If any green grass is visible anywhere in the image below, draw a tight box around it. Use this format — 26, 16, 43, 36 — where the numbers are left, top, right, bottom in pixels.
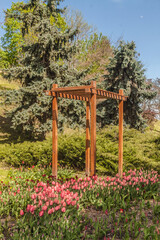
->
0, 163, 10, 182
0, 76, 20, 91
0, 75, 20, 143
0, 169, 8, 181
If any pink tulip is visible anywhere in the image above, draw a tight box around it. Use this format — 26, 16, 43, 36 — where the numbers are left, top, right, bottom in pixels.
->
48, 209, 53, 214
42, 205, 47, 211
55, 205, 60, 211
31, 194, 36, 200
46, 201, 49, 206
20, 210, 24, 216
71, 201, 76, 206
38, 200, 42, 206
61, 207, 66, 213
39, 211, 44, 217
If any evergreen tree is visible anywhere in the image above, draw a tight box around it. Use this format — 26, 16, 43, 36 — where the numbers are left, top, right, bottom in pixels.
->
2, 0, 88, 140
1, 1, 67, 68
97, 41, 156, 130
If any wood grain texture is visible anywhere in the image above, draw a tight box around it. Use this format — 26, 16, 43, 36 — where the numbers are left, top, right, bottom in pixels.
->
52, 84, 58, 178
86, 101, 90, 176
90, 81, 96, 176
118, 89, 123, 178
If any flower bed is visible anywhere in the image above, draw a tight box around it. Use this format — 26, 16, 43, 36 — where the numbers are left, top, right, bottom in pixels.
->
0, 167, 159, 239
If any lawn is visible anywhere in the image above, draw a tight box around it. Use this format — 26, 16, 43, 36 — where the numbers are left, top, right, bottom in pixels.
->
0, 163, 10, 182
0, 165, 159, 240
0, 76, 20, 144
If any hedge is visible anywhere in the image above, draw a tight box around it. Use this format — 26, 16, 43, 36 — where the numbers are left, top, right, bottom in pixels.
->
0, 126, 160, 174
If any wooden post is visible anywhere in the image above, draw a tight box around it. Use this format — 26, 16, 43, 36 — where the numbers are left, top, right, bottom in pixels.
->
52, 84, 58, 178
86, 101, 90, 176
118, 89, 123, 178
90, 81, 96, 176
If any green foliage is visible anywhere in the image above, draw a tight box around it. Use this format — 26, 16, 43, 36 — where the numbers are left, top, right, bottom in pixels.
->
97, 41, 156, 130
0, 76, 19, 91
1, 2, 25, 67
1, 1, 68, 68
0, 140, 52, 167
58, 133, 85, 169
0, 48, 10, 69
2, 0, 89, 140
142, 78, 160, 122
0, 168, 9, 182
0, 125, 159, 173
74, 33, 113, 81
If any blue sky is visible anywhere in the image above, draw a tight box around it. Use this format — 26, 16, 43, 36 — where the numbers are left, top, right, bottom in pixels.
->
0, 0, 160, 79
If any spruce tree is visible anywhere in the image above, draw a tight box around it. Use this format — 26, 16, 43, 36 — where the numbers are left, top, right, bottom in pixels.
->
97, 41, 156, 129
2, 0, 87, 140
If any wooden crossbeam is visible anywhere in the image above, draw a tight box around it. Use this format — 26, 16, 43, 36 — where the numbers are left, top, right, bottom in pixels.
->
52, 85, 93, 92
96, 89, 127, 101
44, 89, 127, 101
57, 93, 89, 102
45, 91, 89, 101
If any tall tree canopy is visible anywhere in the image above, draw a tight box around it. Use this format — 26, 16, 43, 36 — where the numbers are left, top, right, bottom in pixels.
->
0, 48, 9, 69
0, 1, 67, 68
74, 33, 113, 81
2, 0, 88, 140
97, 41, 156, 130
142, 78, 160, 122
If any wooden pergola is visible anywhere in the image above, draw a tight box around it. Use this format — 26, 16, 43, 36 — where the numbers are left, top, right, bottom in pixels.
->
45, 81, 128, 178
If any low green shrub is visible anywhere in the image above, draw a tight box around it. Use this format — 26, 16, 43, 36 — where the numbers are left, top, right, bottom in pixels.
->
0, 140, 52, 167
0, 125, 160, 173
58, 133, 85, 170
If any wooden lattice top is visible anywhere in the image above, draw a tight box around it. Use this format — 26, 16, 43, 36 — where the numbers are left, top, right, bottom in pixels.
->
45, 82, 128, 101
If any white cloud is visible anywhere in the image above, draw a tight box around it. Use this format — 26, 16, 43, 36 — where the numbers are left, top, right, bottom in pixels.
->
140, 16, 144, 19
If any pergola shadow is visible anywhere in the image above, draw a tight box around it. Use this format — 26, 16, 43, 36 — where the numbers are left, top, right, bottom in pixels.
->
45, 81, 128, 178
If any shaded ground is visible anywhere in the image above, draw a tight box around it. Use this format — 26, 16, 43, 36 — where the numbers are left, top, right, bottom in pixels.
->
82, 199, 160, 239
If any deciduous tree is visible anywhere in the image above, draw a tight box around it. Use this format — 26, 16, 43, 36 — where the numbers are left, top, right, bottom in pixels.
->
142, 78, 160, 122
